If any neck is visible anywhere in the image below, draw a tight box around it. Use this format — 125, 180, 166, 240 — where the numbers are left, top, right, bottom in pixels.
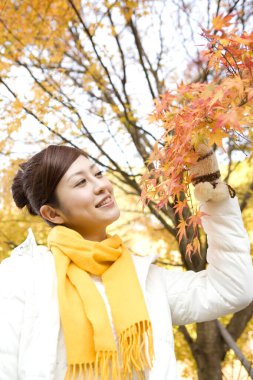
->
77, 229, 107, 242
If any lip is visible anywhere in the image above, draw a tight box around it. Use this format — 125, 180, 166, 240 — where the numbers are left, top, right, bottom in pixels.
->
97, 198, 114, 209
95, 195, 114, 208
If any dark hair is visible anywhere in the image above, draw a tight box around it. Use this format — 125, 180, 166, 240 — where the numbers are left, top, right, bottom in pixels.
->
11, 145, 88, 226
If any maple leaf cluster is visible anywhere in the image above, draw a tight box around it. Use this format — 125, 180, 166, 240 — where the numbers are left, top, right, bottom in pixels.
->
141, 14, 253, 255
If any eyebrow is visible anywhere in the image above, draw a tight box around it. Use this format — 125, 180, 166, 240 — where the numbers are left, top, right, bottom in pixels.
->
67, 163, 97, 182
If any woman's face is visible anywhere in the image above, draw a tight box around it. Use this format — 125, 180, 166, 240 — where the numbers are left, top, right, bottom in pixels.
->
54, 155, 120, 241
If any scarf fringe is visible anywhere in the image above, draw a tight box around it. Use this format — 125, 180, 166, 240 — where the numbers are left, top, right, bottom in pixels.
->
65, 321, 154, 380
119, 320, 154, 380
65, 351, 121, 380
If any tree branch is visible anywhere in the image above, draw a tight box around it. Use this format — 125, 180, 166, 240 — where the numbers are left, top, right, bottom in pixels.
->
0, 77, 78, 148
126, 16, 157, 99
240, 181, 253, 212
225, 302, 253, 348
178, 325, 197, 353
217, 319, 253, 378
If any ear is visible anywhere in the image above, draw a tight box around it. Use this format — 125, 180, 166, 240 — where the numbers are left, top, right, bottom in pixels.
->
40, 204, 64, 225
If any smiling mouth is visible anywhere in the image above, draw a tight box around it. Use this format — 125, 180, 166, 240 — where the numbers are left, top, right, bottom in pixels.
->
95, 196, 114, 208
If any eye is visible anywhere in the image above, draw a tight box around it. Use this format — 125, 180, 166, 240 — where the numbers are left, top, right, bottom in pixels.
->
95, 170, 104, 177
76, 179, 86, 186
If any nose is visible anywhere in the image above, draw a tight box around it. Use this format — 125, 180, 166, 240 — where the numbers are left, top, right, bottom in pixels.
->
93, 177, 107, 194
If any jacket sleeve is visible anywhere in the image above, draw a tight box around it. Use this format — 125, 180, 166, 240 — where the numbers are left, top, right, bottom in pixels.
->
0, 255, 27, 379
160, 196, 253, 325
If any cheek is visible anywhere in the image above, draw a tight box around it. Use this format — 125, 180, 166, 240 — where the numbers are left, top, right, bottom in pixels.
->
72, 194, 93, 209
106, 179, 114, 192
62, 199, 93, 220
57, 190, 91, 215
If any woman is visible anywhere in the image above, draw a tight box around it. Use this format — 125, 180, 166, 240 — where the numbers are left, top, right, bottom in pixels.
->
0, 144, 252, 380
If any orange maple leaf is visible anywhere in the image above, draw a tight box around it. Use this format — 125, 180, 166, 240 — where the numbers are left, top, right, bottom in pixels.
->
186, 243, 193, 258
187, 210, 206, 231
212, 14, 233, 31
216, 109, 242, 132
193, 237, 201, 255
173, 199, 188, 219
177, 219, 188, 243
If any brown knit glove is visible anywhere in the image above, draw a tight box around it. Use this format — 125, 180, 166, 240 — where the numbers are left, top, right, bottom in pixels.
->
189, 144, 236, 202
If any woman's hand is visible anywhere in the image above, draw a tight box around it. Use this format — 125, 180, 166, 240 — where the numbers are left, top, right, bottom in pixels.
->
189, 144, 235, 202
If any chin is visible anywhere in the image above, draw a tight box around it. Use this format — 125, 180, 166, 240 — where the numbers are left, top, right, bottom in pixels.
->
107, 208, 120, 225
113, 207, 121, 220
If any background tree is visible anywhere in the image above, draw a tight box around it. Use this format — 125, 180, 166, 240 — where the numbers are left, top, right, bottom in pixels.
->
0, 1, 252, 378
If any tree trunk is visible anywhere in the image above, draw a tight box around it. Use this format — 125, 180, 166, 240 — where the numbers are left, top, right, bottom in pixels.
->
193, 321, 224, 380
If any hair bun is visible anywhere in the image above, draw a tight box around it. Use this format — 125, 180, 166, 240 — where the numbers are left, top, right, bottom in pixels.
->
11, 164, 36, 215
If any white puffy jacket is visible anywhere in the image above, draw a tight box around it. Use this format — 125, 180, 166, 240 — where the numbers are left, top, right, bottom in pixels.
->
0, 196, 253, 380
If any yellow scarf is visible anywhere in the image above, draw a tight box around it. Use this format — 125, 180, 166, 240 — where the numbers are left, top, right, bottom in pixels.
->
47, 225, 154, 380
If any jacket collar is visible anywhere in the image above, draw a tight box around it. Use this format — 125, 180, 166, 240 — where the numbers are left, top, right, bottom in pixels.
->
12, 228, 38, 257
13, 229, 157, 285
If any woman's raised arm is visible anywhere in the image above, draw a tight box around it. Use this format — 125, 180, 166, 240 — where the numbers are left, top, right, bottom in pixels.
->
156, 196, 253, 325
